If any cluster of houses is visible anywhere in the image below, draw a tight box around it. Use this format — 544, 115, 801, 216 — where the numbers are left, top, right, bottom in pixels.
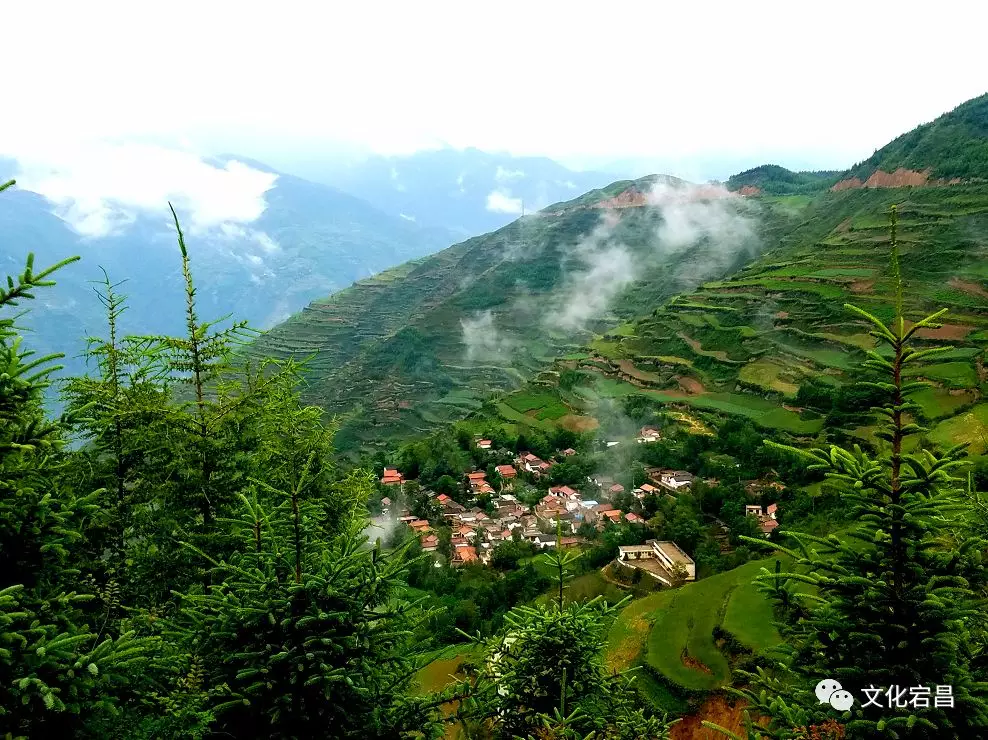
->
377, 457, 660, 566
745, 502, 780, 535
376, 439, 783, 573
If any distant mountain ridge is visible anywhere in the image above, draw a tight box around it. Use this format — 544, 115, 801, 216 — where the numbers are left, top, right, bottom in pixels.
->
1, 156, 452, 379
725, 165, 840, 196
311, 147, 623, 237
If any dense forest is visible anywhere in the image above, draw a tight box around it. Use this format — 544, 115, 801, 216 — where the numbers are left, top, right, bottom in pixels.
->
4, 171, 988, 740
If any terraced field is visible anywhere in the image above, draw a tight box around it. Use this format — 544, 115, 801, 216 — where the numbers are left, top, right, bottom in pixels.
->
250, 175, 988, 457
604, 558, 784, 697
561, 186, 988, 447
247, 179, 804, 453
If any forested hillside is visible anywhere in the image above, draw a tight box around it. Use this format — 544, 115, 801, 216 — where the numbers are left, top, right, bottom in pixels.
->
846, 93, 988, 181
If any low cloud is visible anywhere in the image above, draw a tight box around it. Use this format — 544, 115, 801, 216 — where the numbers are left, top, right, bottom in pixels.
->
495, 165, 525, 183
544, 213, 636, 331
7, 141, 278, 238
460, 309, 515, 362
486, 189, 523, 214
648, 180, 757, 251
543, 180, 758, 332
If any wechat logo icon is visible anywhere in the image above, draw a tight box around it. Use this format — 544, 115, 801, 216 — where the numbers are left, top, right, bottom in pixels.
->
816, 679, 854, 711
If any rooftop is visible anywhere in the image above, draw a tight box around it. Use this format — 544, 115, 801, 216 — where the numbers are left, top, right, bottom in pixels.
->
650, 539, 693, 565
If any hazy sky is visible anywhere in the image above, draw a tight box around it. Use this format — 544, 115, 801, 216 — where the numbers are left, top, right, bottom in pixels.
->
4, 0, 987, 183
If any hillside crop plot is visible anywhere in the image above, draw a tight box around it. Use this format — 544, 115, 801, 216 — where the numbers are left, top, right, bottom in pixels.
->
603, 558, 784, 694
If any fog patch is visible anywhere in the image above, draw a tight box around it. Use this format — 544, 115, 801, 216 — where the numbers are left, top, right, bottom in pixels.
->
486, 189, 524, 214
461, 309, 515, 362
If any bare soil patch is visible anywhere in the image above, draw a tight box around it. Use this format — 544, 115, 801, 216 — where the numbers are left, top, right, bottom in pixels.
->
849, 280, 874, 293
671, 696, 761, 740
950, 277, 988, 300
558, 414, 599, 433
676, 376, 706, 395
903, 320, 975, 340
681, 650, 712, 675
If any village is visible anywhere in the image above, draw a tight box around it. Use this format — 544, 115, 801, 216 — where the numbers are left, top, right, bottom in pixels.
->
373, 426, 782, 588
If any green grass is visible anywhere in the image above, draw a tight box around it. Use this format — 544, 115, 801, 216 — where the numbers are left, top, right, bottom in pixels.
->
738, 358, 802, 397
911, 386, 977, 420
930, 403, 988, 455
586, 373, 824, 434
643, 558, 780, 691
412, 643, 480, 694
706, 278, 848, 300
495, 402, 555, 431
905, 362, 979, 389
605, 591, 674, 673
721, 576, 783, 652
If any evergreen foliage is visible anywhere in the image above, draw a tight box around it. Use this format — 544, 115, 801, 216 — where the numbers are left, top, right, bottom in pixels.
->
0, 196, 157, 737
708, 207, 988, 739
0, 182, 450, 738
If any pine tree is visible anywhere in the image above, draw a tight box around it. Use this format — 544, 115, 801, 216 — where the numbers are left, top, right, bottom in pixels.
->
1, 180, 156, 737
113, 204, 287, 601
709, 206, 988, 739
172, 453, 444, 738
461, 522, 678, 739
61, 271, 170, 580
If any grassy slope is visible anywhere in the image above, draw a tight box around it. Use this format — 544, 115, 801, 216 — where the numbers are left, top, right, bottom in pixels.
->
846, 93, 988, 181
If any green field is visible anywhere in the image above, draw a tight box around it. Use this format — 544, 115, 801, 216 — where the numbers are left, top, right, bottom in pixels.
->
603, 558, 784, 695
930, 403, 988, 454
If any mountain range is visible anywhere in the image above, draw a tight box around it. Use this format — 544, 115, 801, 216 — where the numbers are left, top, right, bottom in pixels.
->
1, 158, 452, 379
1, 148, 633, 383
248, 93, 988, 456
307, 147, 622, 237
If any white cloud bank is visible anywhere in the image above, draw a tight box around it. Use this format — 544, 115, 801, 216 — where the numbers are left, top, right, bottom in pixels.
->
7, 141, 278, 238
495, 166, 525, 183
485, 189, 523, 214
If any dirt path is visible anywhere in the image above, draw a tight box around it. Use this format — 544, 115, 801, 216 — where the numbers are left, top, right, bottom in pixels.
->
678, 332, 731, 361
